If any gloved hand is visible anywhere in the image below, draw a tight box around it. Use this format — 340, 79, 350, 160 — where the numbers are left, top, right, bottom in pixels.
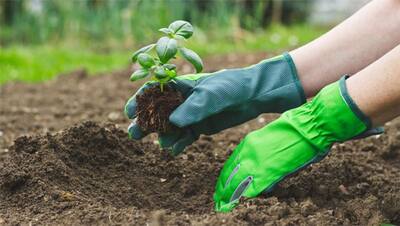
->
214, 76, 374, 212
125, 53, 306, 155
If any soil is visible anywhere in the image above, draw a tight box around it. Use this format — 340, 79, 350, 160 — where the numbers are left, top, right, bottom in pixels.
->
136, 85, 184, 133
0, 52, 399, 225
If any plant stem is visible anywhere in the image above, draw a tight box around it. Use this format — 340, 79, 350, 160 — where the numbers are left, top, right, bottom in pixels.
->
160, 83, 164, 92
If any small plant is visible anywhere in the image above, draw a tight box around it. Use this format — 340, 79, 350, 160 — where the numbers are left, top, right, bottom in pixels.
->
129, 20, 204, 133
130, 20, 203, 91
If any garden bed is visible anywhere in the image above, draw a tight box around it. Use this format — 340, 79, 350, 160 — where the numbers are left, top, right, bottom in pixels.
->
0, 53, 399, 225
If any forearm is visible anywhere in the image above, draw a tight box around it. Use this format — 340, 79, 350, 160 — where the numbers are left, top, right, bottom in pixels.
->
347, 44, 400, 128
290, 0, 400, 97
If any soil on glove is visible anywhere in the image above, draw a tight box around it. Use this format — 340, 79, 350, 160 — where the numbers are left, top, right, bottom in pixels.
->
136, 85, 184, 133
0, 53, 399, 225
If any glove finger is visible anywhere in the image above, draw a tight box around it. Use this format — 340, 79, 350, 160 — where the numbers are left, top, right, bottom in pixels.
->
170, 129, 197, 156
158, 131, 183, 149
190, 105, 259, 136
213, 142, 245, 206
214, 162, 253, 212
215, 141, 244, 187
128, 119, 148, 140
169, 77, 198, 97
124, 82, 154, 119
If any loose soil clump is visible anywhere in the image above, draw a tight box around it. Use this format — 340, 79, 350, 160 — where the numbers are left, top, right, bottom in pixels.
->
136, 85, 184, 133
0, 121, 219, 225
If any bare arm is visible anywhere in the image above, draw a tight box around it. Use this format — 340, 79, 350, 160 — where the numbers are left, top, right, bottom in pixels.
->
347, 44, 400, 127
291, 0, 400, 97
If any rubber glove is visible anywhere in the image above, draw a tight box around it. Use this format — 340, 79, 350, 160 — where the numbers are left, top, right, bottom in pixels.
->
214, 76, 374, 212
125, 53, 306, 155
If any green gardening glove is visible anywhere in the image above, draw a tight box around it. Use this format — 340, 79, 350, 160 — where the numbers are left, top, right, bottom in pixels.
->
125, 53, 306, 155
214, 76, 373, 212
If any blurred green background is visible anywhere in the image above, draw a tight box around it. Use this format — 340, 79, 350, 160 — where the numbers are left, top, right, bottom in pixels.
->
1, 0, 358, 84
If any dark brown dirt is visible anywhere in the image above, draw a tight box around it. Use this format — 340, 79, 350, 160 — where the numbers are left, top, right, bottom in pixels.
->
0, 121, 219, 225
136, 85, 184, 133
0, 52, 399, 225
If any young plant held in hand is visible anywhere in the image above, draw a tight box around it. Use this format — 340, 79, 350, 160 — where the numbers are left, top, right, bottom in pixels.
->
128, 20, 204, 133
130, 20, 203, 92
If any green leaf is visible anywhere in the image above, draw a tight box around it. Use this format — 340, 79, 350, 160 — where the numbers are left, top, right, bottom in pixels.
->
159, 28, 173, 35
173, 34, 186, 41
168, 20, 193, 39
154, 66, 169, 80
156, 37, 178, 63
130, 69, 150, 81
137, 53, 155, 69
163, 63, 176, 70
179, 47, 203, 73
131, 44, 156, 62
165, 69, 177, 78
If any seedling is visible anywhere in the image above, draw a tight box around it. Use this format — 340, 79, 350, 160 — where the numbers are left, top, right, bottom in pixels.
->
129, 21, 204, 133
130, 20, 203, 91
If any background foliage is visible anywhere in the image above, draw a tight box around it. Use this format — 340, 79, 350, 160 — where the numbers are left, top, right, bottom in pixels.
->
0, 0, 327, 84
0, 0, 313, 46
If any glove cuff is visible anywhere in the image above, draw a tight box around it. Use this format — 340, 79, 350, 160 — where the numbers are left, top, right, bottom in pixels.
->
338, 75, 372, 129
284, 77, 370, 152
283, 52, 307, 105
250, 53, 307, 113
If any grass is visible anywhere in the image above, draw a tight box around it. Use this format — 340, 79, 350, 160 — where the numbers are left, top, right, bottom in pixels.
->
0, 24, 327, 85
0, 46, 129, 84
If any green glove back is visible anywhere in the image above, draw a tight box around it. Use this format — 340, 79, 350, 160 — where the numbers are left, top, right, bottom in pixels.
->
125, 53, 306, 155
214, 76, 371, 212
